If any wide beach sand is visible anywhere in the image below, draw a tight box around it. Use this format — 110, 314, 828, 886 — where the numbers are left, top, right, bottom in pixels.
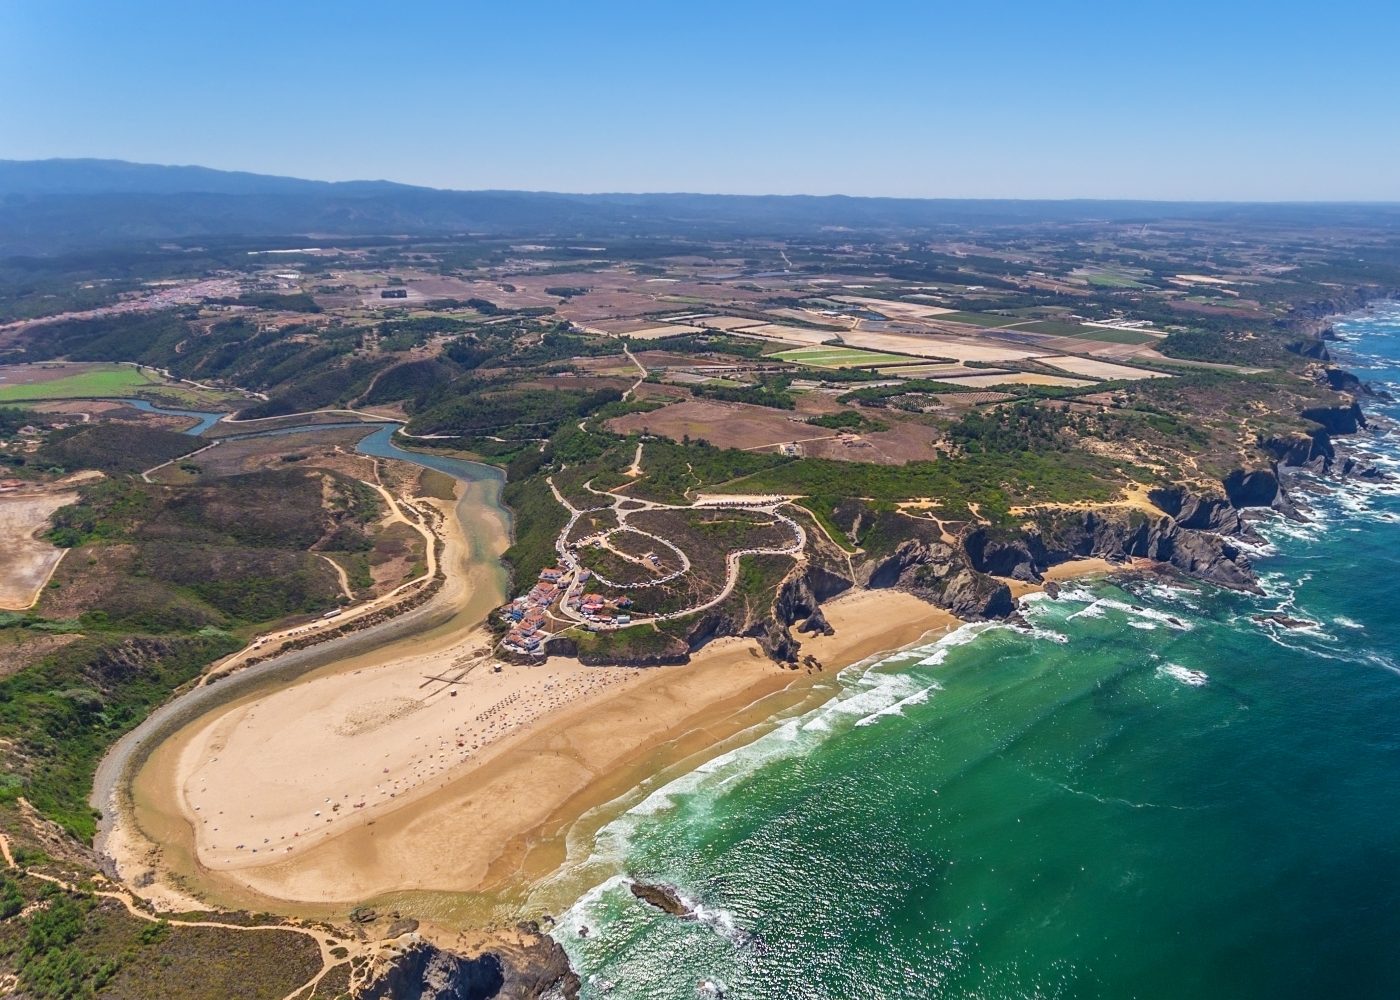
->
125, 587, 960, 922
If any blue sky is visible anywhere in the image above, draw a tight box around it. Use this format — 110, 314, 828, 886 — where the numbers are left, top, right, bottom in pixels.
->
2, 0, 1397, 199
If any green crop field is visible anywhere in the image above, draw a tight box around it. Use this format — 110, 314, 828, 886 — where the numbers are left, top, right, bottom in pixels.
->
937, 311, 1022, 328
1082, 270, 1149, 288
1066, 327, 1159, 345
0, 364, 159, 401
1023, 321, 1157, 345
771, 347, 917, 368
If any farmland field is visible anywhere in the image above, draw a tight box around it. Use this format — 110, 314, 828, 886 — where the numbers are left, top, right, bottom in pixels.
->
1043, 356, 1170, 380
936, 372, 1094, 388
771, 346, 917, 368
731, 323, 834, 346
697, 316, 766, 331
1021, 320, 1101, 337
1059, 326, 1160, 345
1078, 269, 1150, 288
0, 490, 77, 609
831, 295, 956, 320
1022, 320, 1157, 345
935, 311, 1022, 328
876, 363, 997, 380
841, 329, 1039, 363
0, 362, 159, 401
606, 397, 819, 451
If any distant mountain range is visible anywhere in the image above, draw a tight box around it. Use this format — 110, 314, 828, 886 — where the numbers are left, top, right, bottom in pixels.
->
2, 158, 1399, 256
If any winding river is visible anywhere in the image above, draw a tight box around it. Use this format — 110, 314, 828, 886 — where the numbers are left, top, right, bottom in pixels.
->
90, 405, 514, 915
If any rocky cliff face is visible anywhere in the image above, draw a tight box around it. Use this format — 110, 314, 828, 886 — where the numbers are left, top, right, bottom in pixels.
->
853, 537, 1014, 618
549, 388, 1376, 669
1257, 388, 1377, 482
963, 507, 1259, 593
1147, 485, 1244, 534
1284, 287, 1398, 337
1324, 368, 1372, 395
1220, 469, 1299, 518
688, 531, 1017, 666
357, 946, 505, 1000
1260, 432, 1333, 471
1287, 338, 1331, 361
356, 933, 579, 1000
1302, 401, 1367, 435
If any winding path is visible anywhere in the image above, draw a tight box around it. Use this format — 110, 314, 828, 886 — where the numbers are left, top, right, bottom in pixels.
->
621, 342, 648, 401
0, 825, 356, 1000
543, 473, 806, 630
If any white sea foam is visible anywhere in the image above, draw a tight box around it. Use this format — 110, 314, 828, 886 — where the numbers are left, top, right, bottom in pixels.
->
1021, 625, 1071, 643
1256, 516, 1329, 546
1156, 663, 1209, 687
915, 622, 992, 665
1335, 616, 1366, 630
562, 620, 1024, 882
854, 682, 940, 727
1231, 534, 1278, 559
1050, 586, 1101, 605
1104, 598, 1194, 630
627, 791, 677, 817
555, 873, 631, 939
1257, 570, 1307, 605
1135, 581, 1202, 607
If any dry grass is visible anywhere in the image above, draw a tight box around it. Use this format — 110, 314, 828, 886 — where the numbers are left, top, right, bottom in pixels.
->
833, 295, 957, 319
936, 372, 1095, 388
841, 328, 1042, 363
0, 491, 77, 609
698, 316, 767, 331
1041, 356, 1170, 380
607, 398, 821, 451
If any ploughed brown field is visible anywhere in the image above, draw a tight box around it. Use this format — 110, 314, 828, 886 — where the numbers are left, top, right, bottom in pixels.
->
606, 397, 943, 463
607, 398, 818, 451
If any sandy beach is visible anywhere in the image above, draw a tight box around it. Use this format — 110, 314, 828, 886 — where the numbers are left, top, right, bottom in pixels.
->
999, 555, 1132, 599
122, 586, 960, 922
110, 446, 1122, 928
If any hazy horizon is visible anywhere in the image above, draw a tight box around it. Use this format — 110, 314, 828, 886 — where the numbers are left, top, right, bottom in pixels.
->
13, 156, 1400, 206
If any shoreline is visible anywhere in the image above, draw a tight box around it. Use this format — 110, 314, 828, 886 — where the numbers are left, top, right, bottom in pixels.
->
117, 587, 966, 927
108, 556, 1126, 932
94, 468, 512, 901
96, 401, 1138, 936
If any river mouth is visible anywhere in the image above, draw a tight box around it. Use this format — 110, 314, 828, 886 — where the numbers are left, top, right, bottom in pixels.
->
109, 422, 515, 919
105, 416, 959, 936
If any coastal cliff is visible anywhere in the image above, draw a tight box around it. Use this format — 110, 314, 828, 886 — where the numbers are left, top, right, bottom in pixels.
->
963, 510, 1257, 592
759, 384, 1384, 659
1285, 287, 1399, 338
545, 374, 1382, 672
356, 930, 579, 1000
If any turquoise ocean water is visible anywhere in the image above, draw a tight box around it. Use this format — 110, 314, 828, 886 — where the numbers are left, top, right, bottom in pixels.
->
540, 306, 1400, 999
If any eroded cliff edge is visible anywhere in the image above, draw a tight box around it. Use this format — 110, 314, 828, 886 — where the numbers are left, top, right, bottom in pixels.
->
356, 927, 579, 1000
659, 377, 1383, 669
